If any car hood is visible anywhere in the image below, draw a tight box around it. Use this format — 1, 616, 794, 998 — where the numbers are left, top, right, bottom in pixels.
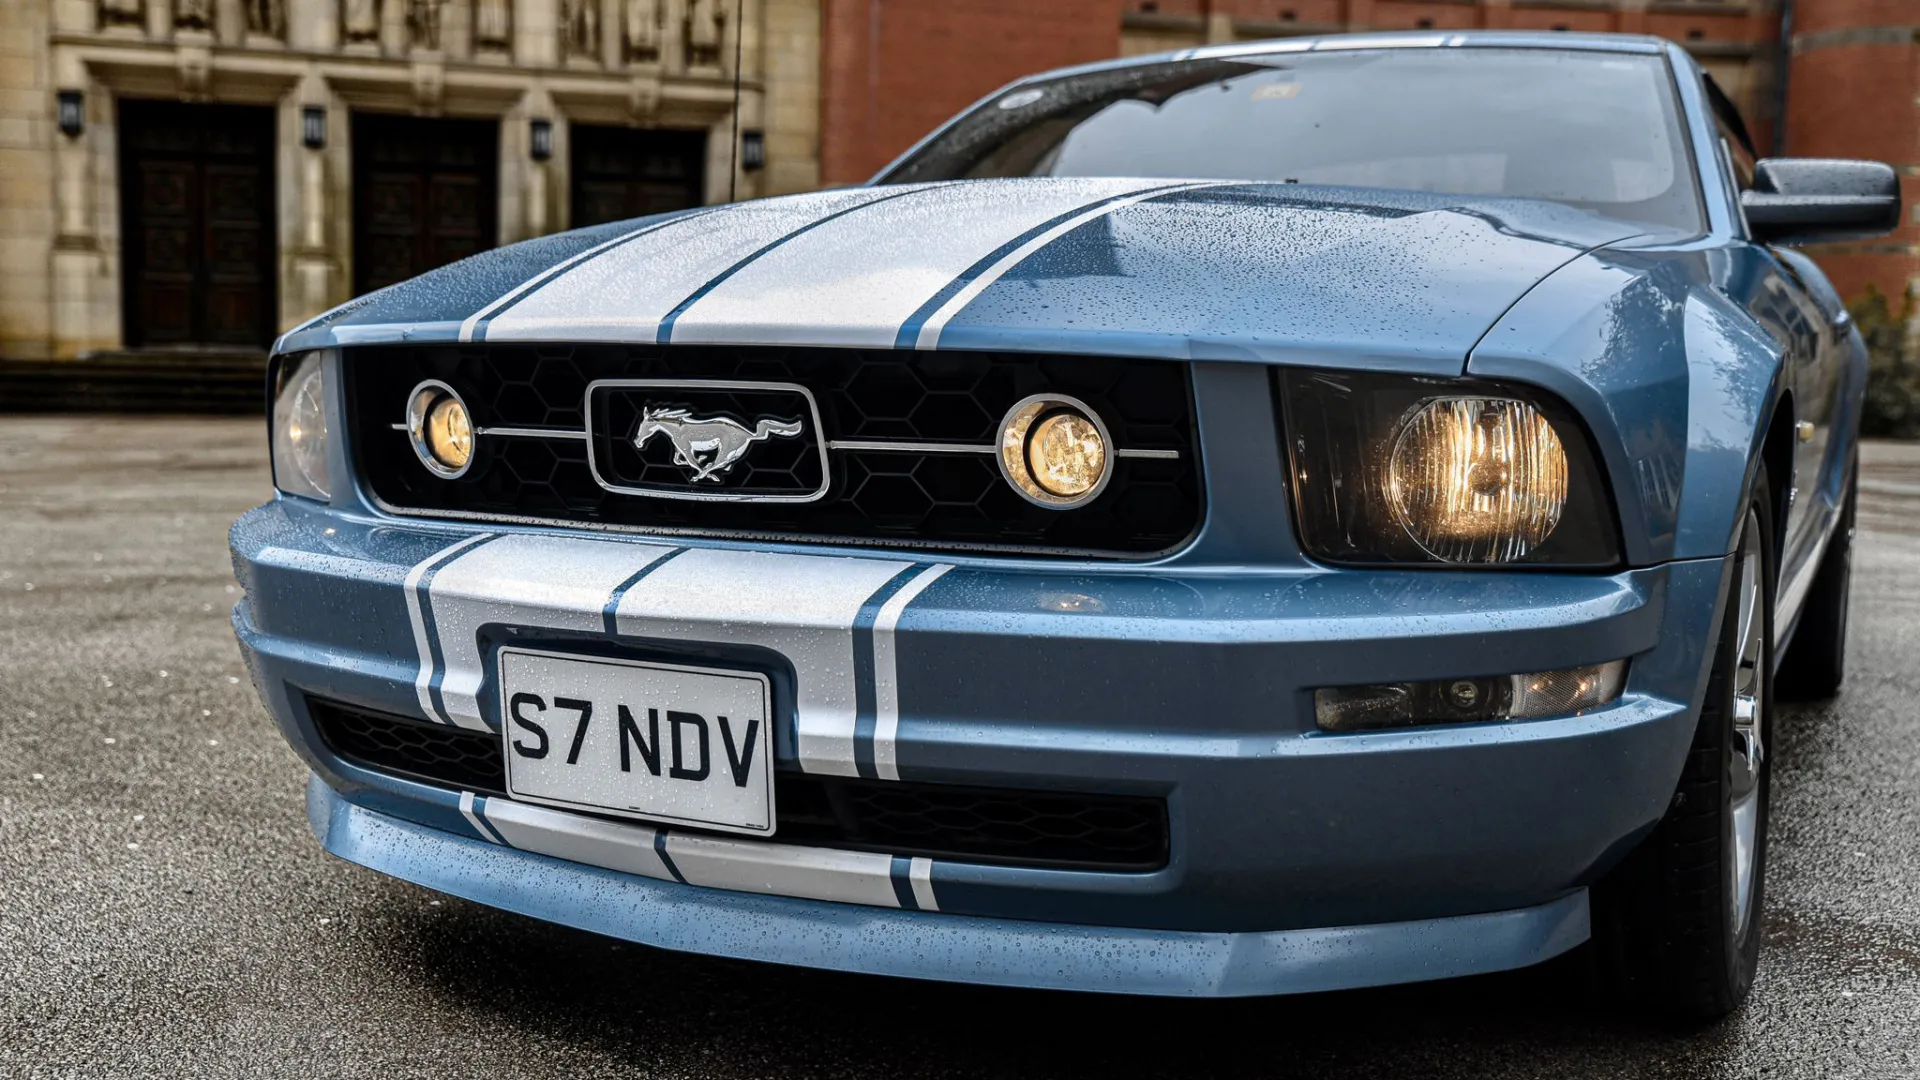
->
283, 177, 1643, 373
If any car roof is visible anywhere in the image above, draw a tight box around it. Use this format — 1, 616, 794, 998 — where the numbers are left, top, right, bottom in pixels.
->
1020, 30, 1673, 86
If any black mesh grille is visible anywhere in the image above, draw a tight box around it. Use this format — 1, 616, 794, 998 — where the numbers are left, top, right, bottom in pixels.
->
346, 343, 1202, 557
773, 775, 1167, 871
309, 698, 1168, 871
311, 698, 505, 793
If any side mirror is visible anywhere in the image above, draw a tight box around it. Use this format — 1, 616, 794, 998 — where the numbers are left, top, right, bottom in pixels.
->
1741, 158, 1901, 246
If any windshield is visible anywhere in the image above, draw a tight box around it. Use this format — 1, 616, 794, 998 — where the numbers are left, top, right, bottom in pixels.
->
879, 48, 1705, 232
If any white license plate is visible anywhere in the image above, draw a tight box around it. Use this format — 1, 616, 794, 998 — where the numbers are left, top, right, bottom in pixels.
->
498, 647, 774, 836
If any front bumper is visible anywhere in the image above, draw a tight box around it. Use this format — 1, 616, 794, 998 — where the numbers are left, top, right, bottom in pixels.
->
234, 495, 1729, 992
309, 776, 1590, 996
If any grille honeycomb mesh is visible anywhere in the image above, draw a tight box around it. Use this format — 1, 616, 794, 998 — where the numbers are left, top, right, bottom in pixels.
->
348, 343, 1201, 556
776, 776, 1168, 871
311, 698, 505, 793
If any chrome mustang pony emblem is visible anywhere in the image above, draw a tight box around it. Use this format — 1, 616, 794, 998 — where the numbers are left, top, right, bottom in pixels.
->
633, 405, 804, 483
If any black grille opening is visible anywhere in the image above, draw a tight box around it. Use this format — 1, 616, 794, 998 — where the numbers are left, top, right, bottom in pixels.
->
311, 698, 505, 793
774, 774, 1168, 872
347, 343, 1202, 557
309, 698, 1168, 871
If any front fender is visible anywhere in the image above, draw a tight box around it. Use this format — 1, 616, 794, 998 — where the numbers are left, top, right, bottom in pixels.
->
1468, 244, 1788, 565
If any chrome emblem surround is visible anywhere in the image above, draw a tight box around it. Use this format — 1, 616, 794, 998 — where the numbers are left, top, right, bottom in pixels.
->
583, 379, 832, 503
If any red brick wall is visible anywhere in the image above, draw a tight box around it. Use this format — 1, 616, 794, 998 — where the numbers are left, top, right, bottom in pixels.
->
1503, 8, 1614, 33
819, 0, 1128, 184
1787, 2, 1920, 304
1254, 0, 1346, 24
1787, 47, 1920, 164
1794, 0, 1920, 35
1368, 2, 1479, 31
1641, 11, 1757, 45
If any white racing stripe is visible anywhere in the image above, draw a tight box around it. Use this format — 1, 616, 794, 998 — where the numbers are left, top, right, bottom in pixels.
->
609, 546, 916, 776
403, 534, 955, 913
665, 177, 1172, 347
910, 180, 1233, 350
405, 533, 497, 724
479, 188, 903, 343
458, 790, 504, 844
479, 794, 676, 879
457, 210, 720, 342
415, 534, 678, 730
407, 532, 925, 772
474, 794, 923, 909
473, 178, 1219, 350
871, 564, 953, 782
665, 832, 902, 908
909, 857, 938, 912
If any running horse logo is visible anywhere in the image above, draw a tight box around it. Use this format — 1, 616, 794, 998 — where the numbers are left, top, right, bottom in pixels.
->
632, 405, 805, 483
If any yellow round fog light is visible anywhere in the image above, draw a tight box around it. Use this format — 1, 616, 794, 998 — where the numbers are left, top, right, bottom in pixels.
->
1028, 412, 1106, 497
1387, 397, 1568, 563
426, 397, 472, 470
407, 380, 475, 479
998, 395, 1112, 508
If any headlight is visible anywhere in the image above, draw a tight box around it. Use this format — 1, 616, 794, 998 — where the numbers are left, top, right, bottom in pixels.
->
1279, 370, 1617, 567
1388, 397, 1568, 562
271, 352, 331, 501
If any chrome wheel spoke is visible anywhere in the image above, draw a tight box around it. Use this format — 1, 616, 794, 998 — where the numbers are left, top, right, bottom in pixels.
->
1735, 551, 1761, 699
1727, 508, 1766, 941
1729, 697, 1761, 800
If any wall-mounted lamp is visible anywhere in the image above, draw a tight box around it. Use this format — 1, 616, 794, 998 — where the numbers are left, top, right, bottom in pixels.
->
529, 118, 553, 162
56, 90, 84, 138
740, 128, 765, 173
301, 105, 327, 150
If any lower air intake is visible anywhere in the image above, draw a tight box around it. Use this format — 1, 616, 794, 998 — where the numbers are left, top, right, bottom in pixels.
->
308, 697, 1168, 872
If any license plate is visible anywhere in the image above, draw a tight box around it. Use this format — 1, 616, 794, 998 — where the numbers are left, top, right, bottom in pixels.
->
498, 647, 774, 836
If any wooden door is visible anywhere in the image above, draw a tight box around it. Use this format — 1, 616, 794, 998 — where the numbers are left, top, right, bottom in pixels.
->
352, 113, 499, 296
570, 125, 707, 228
118, 100, 277, 349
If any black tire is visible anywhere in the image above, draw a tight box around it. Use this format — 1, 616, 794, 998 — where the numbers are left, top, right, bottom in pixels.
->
1590, 465, 1775, 1021
1776, 464, 1856, 701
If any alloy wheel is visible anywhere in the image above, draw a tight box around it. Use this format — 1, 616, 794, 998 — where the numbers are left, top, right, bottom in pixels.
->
1727, 507, 1766, 941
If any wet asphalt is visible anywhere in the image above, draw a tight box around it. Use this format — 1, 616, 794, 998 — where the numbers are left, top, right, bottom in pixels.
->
0, 415, 1916, 1079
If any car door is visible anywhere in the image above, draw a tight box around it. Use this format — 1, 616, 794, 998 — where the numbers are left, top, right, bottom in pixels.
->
1705, 79, 1832, 575
1772, 246, 1848, 508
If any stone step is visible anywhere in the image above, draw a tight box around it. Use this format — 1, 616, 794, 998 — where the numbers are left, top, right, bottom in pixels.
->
0, 352, 267, 415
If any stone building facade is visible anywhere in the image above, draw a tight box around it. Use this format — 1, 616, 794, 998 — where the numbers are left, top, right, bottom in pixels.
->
1, 0, 1912, 361
3, 0, 821, 361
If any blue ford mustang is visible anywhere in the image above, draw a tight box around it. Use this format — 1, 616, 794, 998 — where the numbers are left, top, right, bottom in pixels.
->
233, 32, 1899, 1017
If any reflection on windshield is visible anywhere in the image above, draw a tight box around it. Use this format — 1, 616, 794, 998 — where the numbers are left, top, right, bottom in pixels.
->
882, 49, 1704, 232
